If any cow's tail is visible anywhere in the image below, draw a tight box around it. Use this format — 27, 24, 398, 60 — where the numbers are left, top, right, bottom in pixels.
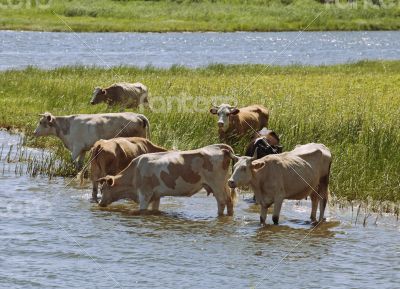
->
140, 115, 151, 140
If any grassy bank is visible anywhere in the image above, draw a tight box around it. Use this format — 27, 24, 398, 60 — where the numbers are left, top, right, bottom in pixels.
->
1, 0, 400, 32
0, 61, 399, 202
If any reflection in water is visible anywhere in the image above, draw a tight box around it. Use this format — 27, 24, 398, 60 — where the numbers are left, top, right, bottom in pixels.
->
0, 130, 399, 289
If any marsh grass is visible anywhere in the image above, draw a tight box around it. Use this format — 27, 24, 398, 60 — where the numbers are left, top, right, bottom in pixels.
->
0, 61, 399, 202
1, 0, 400, 32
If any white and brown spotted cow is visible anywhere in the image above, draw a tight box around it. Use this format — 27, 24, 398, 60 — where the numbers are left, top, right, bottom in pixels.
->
209, 104, 269, 142
88, 137, 168, 202
227, 143, 332, 225
97, 144, 236, 216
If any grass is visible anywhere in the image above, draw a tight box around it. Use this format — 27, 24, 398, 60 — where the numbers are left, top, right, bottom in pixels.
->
0, 61, 399, 203
0, 0, 400, 32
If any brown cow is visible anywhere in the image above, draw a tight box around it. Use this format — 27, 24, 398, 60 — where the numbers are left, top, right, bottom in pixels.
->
97, 144, 236, 216
209, 104, 269, 142
90, 82, 149, 109
88, 137, 167, 202
227, 143, 332, 225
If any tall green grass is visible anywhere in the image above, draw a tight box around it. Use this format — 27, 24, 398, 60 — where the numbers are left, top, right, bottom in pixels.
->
0, 0, 400, 32
0, 61, 399, 202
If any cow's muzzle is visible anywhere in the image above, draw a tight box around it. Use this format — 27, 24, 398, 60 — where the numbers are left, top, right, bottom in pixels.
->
98, 201, 107, 207
90, 100, 95, 105
218, 122, 224, 128
228, 180, 236, 188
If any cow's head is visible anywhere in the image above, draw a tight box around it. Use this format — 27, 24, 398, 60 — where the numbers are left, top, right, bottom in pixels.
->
226, 149, 265, 188
97, 176, 125, 207
209, 103, 240, 132
90, 87, 106, 105
34, 112, 56, 137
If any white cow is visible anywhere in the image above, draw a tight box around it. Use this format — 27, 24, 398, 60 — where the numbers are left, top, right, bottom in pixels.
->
34, 112, 150, 169
227, 143, 332, 225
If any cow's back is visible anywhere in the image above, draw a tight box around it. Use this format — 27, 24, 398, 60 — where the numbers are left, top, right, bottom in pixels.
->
131, 144, 232, 195
291, 143, 332, 177
71, 113, 148, 150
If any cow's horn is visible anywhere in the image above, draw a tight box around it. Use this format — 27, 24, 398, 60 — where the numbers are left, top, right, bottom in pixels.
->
251, 147, 258, 160
228, 150, 238, 162
211, 102, 219, 108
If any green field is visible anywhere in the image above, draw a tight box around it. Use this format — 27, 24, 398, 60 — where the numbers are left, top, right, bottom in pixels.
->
0, 61, 399, 202
1, 0, 400, 32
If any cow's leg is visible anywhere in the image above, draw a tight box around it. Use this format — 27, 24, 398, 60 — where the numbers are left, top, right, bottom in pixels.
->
151, 197, 160, 211
214, 192, 227, 217
138, 190, 152, 213
260, 201, 273, 225
318, 175, 329, 222
310, 192, 319, 223
272, 198, 284, 225
71, 148, 85, 171
224, 185, 234, 216
91, 181, 98, 203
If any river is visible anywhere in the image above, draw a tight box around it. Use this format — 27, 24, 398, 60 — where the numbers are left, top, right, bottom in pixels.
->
1, 31, 400, 70
0, 130, 398, 288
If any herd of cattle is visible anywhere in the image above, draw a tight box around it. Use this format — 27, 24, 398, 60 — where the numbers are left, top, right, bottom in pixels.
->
33, 82, 332, 225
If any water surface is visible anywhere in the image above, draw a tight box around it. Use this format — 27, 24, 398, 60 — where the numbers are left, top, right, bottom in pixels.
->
0, 131, 399, 288
1, 31, 400, 70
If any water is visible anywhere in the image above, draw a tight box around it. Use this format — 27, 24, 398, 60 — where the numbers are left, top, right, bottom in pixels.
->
1, 31, 400, 70
0, 130, 399, 288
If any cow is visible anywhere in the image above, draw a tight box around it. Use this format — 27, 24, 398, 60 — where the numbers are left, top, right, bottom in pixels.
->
209, 104, 269, 142
97, 144, 236, 216
244, 127, 282, 158
244, 128, 283, 201
33, 112, 150, 169
226, 143, 332, 225
90, 82, 149, 109
88, 137, 168, 202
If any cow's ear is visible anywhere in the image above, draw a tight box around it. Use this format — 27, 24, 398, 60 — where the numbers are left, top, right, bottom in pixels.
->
107, 177, 114, 187
252, 162, 265, 171
210, 108, 218, 114
230, 108, 240, 115
46, 114, 54, 126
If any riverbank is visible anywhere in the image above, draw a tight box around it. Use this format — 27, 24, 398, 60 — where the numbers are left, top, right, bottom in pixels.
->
0, 61, 399, 202
1, 0, 400, 32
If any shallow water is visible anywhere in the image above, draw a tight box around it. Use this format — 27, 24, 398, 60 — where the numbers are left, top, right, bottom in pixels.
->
1, 31, 400, 70
0, 130, 399, 288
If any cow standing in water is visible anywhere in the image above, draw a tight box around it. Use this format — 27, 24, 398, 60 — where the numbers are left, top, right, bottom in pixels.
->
209, 104, 269, 143
88, 137, 168, 202
244, 128, 283, 201
97, 144, 236, 216
227, 143, 332, 225
34, 112, 150, 169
